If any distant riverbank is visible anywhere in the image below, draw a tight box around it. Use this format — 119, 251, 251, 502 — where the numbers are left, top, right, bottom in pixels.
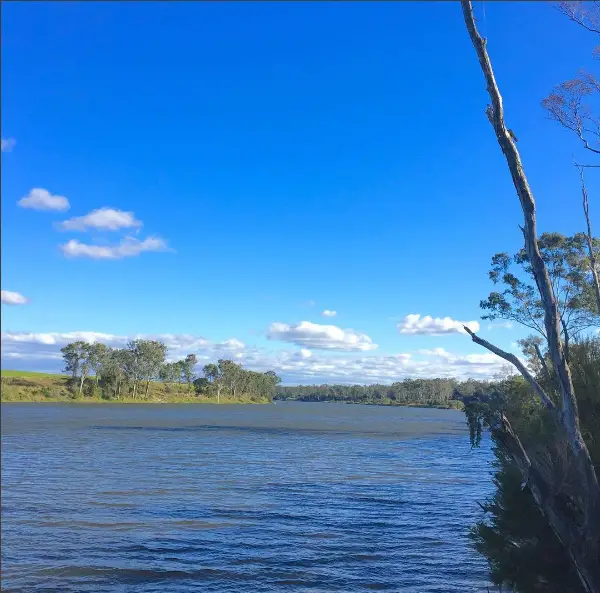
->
0, 371, 270, 404
2, 371, 463, 410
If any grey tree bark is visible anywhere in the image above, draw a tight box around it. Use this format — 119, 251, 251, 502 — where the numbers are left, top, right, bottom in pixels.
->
578, 165, 600, 314
460, 2, 600, 590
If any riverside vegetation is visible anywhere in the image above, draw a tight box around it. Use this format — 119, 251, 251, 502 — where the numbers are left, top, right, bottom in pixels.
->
275, 379, 471, 409
1, 342, 282, 404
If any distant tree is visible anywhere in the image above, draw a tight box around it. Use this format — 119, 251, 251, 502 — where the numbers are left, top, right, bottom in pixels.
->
219, 359, 243, 398
129, 339, 167, 398
60, 340, 91, 397
60, 342, 81, 382
159, 362, 178, 387
203, 363, 223, 402
88, 342, 109, 387
180, 354, 198, 390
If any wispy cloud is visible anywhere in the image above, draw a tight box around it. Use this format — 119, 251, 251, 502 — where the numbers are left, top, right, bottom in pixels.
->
397, 314, 480, 336
1, 138, 16, 152
60, 236, 172, 260
487, 321, 513, 331
267, 320, 378, 352
322, 310, 337, 317
18, 188, 70, 212
58, 208, 142, 232
1, 290, 29, 305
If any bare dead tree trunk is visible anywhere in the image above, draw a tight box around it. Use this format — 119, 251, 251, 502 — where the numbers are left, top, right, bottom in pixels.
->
578, 165, 600, 314
461, 3, 600, 590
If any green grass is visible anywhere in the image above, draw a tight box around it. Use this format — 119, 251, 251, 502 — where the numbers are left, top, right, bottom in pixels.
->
0, 370, 269, 404
1, 370, 66, 379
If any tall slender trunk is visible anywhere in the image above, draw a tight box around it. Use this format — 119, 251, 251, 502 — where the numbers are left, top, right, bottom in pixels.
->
79, 374, 85, 397
578, 166, 600, 314
461, 3, 600, 590
145, 379, 150, 398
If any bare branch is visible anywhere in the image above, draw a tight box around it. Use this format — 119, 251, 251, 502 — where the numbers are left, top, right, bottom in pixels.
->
542, 76, 600, 155
577, 164, 600, 312
556, 1, 600, 35
464, 326, 556, 411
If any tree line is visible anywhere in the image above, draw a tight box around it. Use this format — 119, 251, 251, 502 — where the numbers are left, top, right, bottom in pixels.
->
275, 378, 486, 407
60, 339, 281, 402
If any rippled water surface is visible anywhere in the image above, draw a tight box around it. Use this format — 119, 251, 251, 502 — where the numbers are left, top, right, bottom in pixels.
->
1, 402, 493, 592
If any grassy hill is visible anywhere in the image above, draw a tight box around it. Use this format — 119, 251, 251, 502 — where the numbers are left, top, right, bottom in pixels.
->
0, 370, 267, 404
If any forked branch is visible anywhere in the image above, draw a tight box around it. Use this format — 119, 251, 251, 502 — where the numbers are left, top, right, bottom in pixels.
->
463, 326, 556, 411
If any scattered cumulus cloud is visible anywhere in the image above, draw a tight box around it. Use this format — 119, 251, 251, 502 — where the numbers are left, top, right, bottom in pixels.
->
1, 329, 512, 383
1, 290, 29, 305
61, 236, 171, 260
397, 314, 480, 336
1, 138, 16, 152
322, 310, 337, 317
267, 321, 378, 352
58, 208, 142, 232
18, 188, 70, 212
1, 330, 244, 372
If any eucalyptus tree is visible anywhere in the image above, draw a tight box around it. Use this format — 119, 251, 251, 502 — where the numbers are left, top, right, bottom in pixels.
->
461, 3, 600, 589
60, 340, 92, 396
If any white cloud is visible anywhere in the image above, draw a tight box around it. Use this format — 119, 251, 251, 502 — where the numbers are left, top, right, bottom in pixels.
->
1, 138, 16, 152
397, 314, 480, 336
0, 331, 244, 372
322, 310, 337, 317
18, 188, 70, 212
415, 347, 452, 359
1, 290, 29, 306
216, 338, 246, 351
267, 320, 378, 352
58, 208, 142, 232
61, 236, 171, 260
1, 329, 514, 383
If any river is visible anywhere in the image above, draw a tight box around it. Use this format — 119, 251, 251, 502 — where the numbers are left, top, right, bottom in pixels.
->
1, 402, 494, 592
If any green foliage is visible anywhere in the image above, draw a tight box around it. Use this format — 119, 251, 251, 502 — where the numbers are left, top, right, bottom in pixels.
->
481, 232, 600, 338
471, 445, 584, 593
276, 378, 474, 408
3, 339, 280, 404
198, 359, 281, 402
464, 338, 600, 591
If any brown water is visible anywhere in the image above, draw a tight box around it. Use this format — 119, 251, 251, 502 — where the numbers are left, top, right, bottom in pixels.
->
1, 402, 494, 592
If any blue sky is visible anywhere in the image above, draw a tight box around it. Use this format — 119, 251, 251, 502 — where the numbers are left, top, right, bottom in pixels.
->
1, 1, 596, 383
